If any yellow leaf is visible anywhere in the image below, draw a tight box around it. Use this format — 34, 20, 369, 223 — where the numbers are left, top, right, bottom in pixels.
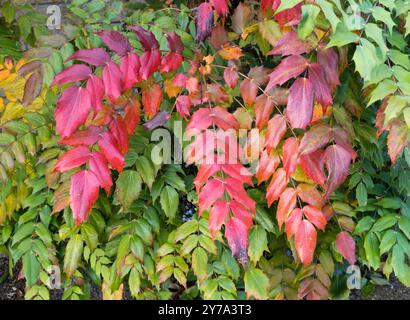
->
218, 45, 243, 60
1, 102, 25, 124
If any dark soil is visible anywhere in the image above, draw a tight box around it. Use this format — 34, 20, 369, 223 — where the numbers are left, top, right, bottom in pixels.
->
350, 276, 410, 300
2, 254, 410, 300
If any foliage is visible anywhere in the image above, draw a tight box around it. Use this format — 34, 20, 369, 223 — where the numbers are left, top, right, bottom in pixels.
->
0, 0, 409, 300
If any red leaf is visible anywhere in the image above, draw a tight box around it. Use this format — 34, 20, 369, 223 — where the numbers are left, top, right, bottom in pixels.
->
222, 163, 253, 187
124, 98, 141, 134
210, 0, 229, 16
176, 95, 191, 119
261, 0, 274, 12
55, 146, 91, 173
299, 150, 326, 187
230, 200, 254, 227
266, 168, 288, 207
283, 137, 299, 176
139, 50, 161, 80
186, 131, 217, 165
264, 114, 287, 152
225, 177, 255, 213
130, 26, 159, 50
70, 170, 100, 224
332, 127, 357, 161
97, 30, 132, 56
308, 63, 333, 112
55, 86, 91, 138
224, 66, 239, 88
323, 144, 352, 201
160, 52, 183, 73
194, 162, 221, 192
225, 217, 249, 265
274, 1, 302, 27
109, 117, 129, 154
296, 184, 322, 208
209, 200, 230, 239
266, 55, 308, 91
86, 75, 105, 111
298, 124, 332, 155
60, 126, 102, 147
142, 83, 163, 118
52, 64, 91, 86
186, 107, 239, 136
303, 205, 327, 230
317, 47, 340, 92
173, 73, 188, 87
256, 149, 280, 184
295, 219, 317, 266
120, 52, 141, 91
210, 107, 239, 130
66, 48, 111, 66
240, 78, 258, 105
285, 208, 302, 240
98, 131, 124, 173
89, 151, 112, 195
255, 94, 275, 129
198, 179, 225, 215
276, 187, 297, 229
387, 119, 408, 165
167, 32, 184, 54
102, 61, 122, 103
286, 77, 314, 129
335, 231, 356, 265
211, 24, 228, 49
196, 2, 214, 42
268, 31, 311, 56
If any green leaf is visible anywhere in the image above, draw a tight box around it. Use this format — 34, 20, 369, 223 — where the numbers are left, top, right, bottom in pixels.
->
160, 186, 179, 220
192, 247, 208, 282
364, 23, 388, 59
403, 108, 410, 129
356, 182, 368, 206
17, 15, 31, 40
327, 23, 360, 47
384, 95, 407, 125
353, 39, 383, 82
1, 3, 15, 24
255, 205, 276, 233
371, 214, 398, 232
405, 12, 410, 37
391, 244, 410, 287
173, 268, 187, 288
135, 156, 155, 190
316, 0, 340, 31
129, 268, 141, 297
367, 79, 397, 106
0, 133, 15, 145
371, 6, 395, 34
364, 232, 380, 270
297, 5, 320, 40
22, 250, 40, 287
377, 197, 402, 209
115, 171, 142, 209
258, 20, 281, 46
64, 235, 83, 278
388, 49, 410, 70
244, 268, 269, 300
399, 216, 410, 240
275, 0, 303, 14
379, 230, 397, 254
248, 226, 268, 265
81, 224, 99, 252
174, 219, 198, 243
